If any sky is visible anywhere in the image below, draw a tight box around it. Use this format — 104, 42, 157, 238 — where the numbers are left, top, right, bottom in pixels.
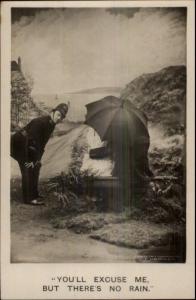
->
12, 7, 186, 95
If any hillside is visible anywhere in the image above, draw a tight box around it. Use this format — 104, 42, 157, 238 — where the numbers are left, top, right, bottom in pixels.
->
121, 65, 186, 135
53, 120, 82, 136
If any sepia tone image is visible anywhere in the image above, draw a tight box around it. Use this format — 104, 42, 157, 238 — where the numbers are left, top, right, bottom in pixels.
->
10, 7, 186, 263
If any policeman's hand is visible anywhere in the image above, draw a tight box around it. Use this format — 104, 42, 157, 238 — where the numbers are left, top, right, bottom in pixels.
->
35, 160, 41, 167
24, 162, 34, 168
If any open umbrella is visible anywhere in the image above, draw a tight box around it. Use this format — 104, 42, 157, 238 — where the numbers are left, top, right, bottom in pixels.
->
85, 95, 149, 145
85, 96, 152, 178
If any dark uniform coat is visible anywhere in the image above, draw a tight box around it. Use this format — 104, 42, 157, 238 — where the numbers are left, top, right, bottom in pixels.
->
11, 115, 55, 163
11, 115, 56, 203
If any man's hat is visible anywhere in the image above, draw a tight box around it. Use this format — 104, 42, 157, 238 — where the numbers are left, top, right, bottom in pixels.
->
53, 103, 69, 118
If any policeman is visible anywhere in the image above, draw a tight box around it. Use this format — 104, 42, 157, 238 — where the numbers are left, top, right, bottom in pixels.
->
11, 103, 69, 205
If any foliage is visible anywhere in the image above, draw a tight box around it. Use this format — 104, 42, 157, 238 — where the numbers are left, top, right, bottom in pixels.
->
11, 70, 43, 131
45, 139, 99, 212
121, 65, 186, 135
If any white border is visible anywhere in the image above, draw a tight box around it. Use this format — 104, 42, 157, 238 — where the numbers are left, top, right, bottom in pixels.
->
1, 1, 195, 299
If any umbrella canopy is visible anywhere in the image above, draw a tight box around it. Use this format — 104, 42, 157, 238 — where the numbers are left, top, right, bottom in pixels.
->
85, 96, 149, 145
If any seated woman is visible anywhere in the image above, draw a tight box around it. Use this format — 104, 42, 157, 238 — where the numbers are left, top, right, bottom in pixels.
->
80, 127, 113, 177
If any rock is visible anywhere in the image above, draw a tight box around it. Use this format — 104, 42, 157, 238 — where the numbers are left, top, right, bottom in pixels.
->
90, 221, 176, 249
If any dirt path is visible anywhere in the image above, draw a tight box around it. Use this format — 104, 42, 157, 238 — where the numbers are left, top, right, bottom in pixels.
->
11, 202, 139, 263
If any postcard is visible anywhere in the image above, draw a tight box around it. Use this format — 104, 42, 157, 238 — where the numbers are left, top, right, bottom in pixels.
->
1, 1, 195, 299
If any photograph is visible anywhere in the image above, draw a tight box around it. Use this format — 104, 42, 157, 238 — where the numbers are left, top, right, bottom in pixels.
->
9, 5, 187, 264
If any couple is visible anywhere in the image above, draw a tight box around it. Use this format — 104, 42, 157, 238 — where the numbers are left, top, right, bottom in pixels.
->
11, 103, 69, 206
